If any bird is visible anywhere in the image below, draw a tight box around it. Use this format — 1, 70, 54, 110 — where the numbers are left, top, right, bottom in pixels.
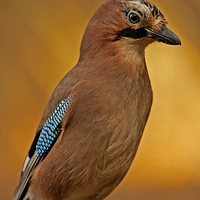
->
13, 0, 181, 199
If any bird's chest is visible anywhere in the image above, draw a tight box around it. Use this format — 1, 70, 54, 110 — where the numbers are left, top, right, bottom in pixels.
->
81, 76, 153, 193
66, 72, 152, 193
102, 78, 152, 158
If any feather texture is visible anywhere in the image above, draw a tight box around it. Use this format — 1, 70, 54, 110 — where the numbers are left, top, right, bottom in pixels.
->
13, 97, 72, 200
13, 0, 180, 199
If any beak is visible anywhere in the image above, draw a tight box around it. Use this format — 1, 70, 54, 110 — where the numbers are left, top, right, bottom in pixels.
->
145, 26, 181, 45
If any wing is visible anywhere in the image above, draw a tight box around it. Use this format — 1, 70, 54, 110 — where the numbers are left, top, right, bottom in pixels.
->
13, 96, 72, 200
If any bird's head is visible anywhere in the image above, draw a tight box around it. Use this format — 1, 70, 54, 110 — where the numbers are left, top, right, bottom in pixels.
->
80, 0, 181, 60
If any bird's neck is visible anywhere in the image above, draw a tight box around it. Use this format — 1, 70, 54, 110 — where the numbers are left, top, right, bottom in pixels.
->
78, 39, 149, 88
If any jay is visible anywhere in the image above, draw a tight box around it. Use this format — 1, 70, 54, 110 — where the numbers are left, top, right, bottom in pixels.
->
13, 0, 181, 199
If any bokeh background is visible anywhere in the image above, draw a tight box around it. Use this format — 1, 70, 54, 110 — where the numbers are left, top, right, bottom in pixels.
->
0, 0, 200, 199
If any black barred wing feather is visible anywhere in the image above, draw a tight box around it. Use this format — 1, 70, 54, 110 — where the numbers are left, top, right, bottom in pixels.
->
36, 97, 71, 157
13, 96, 72, 200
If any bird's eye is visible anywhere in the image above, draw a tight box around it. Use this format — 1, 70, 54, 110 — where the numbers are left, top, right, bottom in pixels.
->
128, 12, 140, 24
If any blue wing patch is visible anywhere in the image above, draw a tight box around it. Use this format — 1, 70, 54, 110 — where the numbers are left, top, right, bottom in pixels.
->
36, 96, 72, 157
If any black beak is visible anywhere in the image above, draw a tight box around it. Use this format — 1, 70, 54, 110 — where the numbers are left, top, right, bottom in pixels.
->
145, 26, 181, 45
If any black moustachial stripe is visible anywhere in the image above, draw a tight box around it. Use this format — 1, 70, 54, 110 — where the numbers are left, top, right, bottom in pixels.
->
115, 27, 147, 41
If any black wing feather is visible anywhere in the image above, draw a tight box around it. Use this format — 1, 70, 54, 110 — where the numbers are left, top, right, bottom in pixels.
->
13, 97, 72, 200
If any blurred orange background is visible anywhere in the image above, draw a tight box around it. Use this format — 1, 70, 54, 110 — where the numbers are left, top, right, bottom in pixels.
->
0, 0, 200, 199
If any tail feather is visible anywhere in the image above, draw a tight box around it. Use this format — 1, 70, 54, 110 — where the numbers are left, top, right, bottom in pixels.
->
13, 152, 42, 200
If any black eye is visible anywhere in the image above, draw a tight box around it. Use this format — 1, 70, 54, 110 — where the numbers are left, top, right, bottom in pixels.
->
128, 12, 140, 24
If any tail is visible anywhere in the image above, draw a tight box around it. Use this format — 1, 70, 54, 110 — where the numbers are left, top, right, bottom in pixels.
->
13, 151, 41, 200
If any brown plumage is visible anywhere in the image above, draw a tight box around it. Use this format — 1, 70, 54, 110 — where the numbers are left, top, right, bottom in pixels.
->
13, 0, 181, 200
